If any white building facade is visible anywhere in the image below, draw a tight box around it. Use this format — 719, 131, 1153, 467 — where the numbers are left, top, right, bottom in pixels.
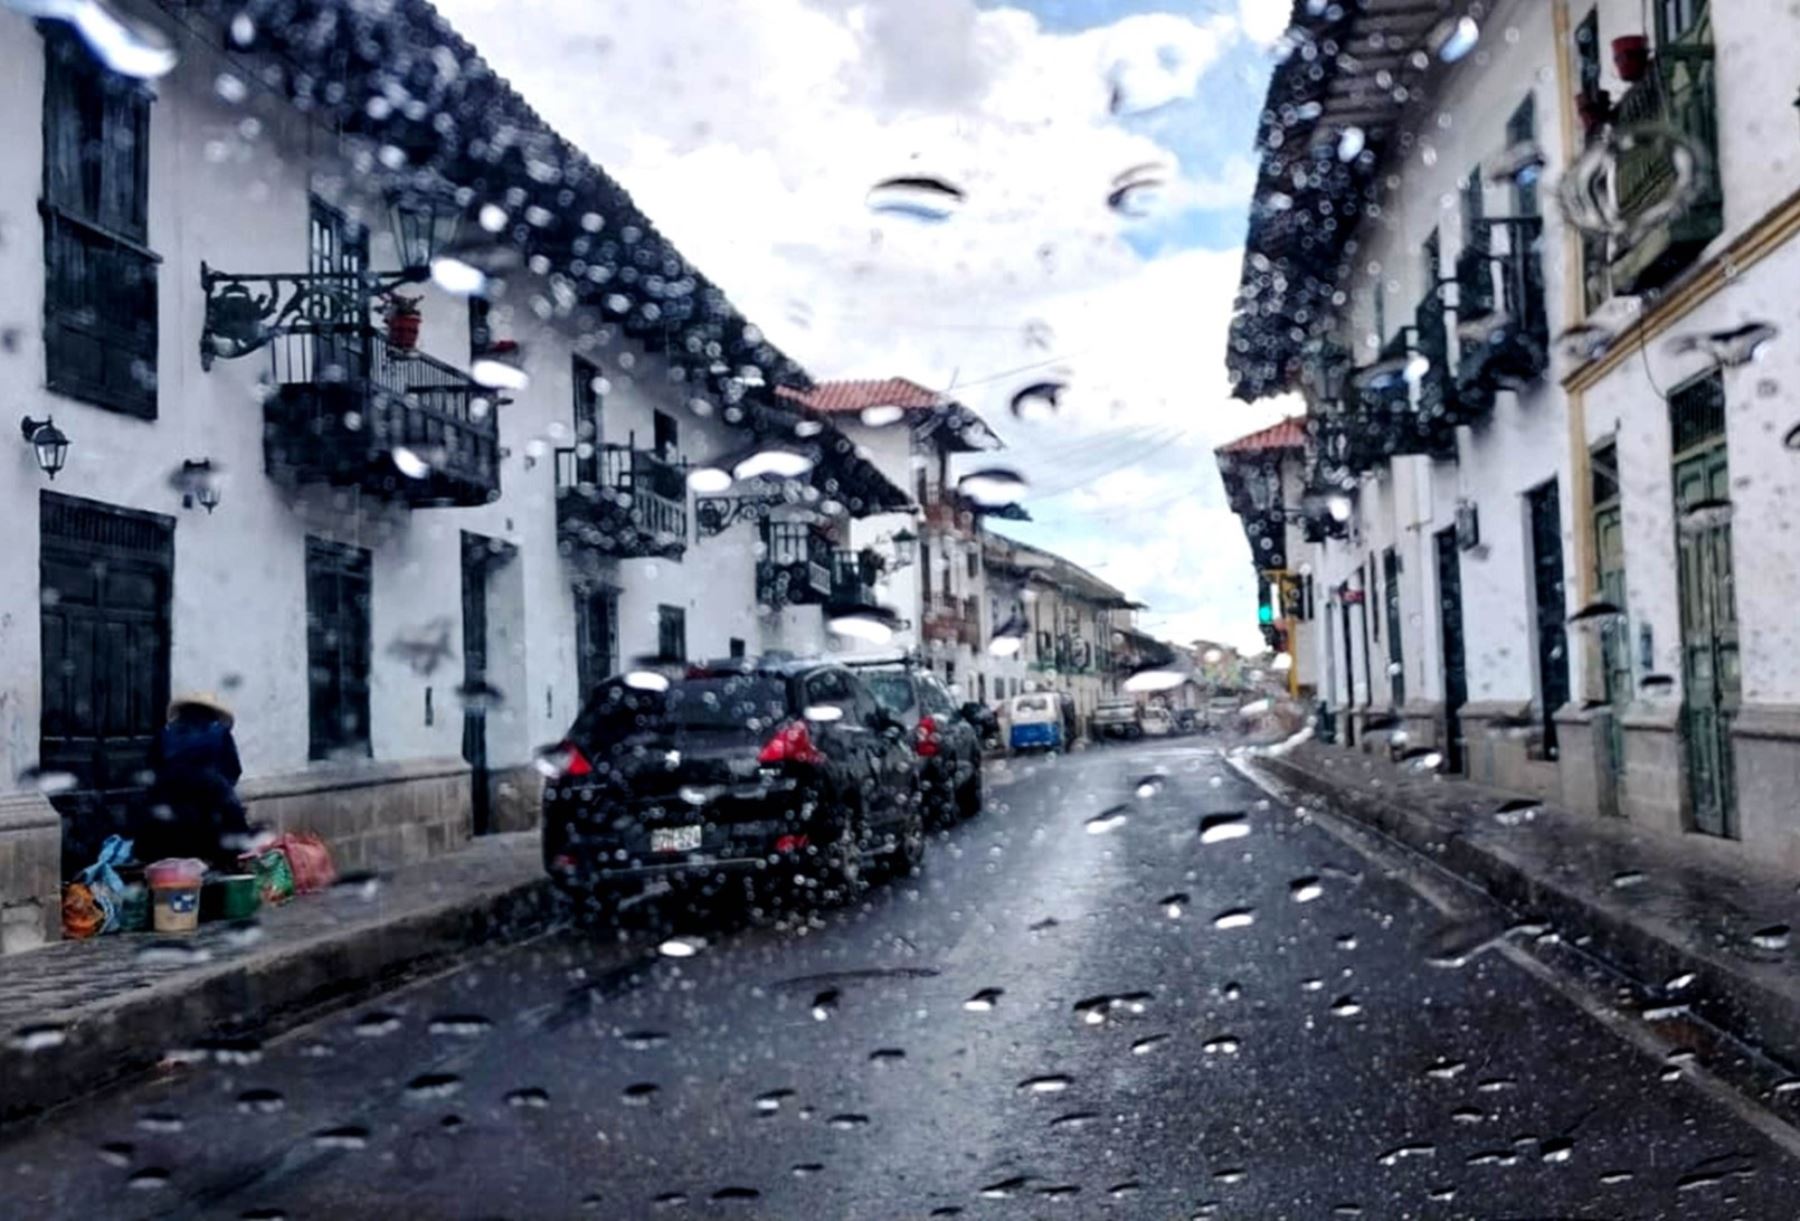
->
0, 2, 903, 951
1228, 0, 1800, 869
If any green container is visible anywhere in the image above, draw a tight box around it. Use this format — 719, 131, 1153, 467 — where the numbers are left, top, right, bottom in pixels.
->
201, 874, 262, 922
115, 883, 151, 933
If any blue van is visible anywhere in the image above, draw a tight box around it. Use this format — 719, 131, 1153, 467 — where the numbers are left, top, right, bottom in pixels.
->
1007, 691, 1063, 753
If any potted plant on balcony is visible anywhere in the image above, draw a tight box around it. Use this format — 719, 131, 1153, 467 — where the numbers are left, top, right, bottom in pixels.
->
1611, 34, 1651, 83
381, 292, 423, 352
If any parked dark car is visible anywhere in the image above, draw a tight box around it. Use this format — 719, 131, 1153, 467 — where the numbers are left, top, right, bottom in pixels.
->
540, 659, 923, 911
844, 657, 984, 826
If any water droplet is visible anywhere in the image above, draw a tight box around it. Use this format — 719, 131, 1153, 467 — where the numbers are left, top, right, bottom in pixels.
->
1201, 1036, 1241, 1055
311, 1124, 370, 1150
1160, 892, 1189, 918
127, 1166, 171, 1190
353, 1011, 401, 1038
733, 449, 814, 481
979, 1176, 1030, 1199
1107, 162, 1168, 217
711, 1187, 760, 1203
1085, 806, 1129, 835
791, 1163, 824, 1178
1213, 1168, 1246, 1184
657, 935, 705, 959
866, 175, 965, 223
868, 1047, 906, 1065
137, 1113, 183, 1134
1019, 1074, 1072, 1094
1336, 934, 1358, 951
1467, 1149, 1519, 1167
957, 467, 1028, 507
1131, 1033, 1170, 1055
1337, 126, 1366, 163
97, 1141, 134, 1167
470, 355, 530, 391
1475, 1077, 1517, 1093
652, 1191, 689, 1209
621, 1030, 670, 1049
1378, 1142, 1436, 1166
1049, 1110, 1099, 1130
809, 988, 840, 1020
1199, 813, 1250, 843
428, 1014, 493, 1037
505, 1087, 550, 1109
826, 603, 901, 644
136, 939, 212, 968
964, 988, 1003, 1012
826, 1113, 869, 1130
405, 1073, 462, 1101
1432, 15, 1480, 62
391, 447, 432, 479
1134, 774, 1166, 799
237, 1088, 285, 1114
1125, 667, 1188, 693
1611, 870, 1647, 890
1330, 995, 1363, 1017
1213, 907, 1255, 930
8, 1022, 68, 1053
754, 1088, 794, 1114
1559, 123, 1707, 242
1667, 321, 1779, 370
1424, 1059, 1466, 1081
1665, 972, 1697, 993
1037, 1184, 1081, 1199
1008, 380, 1066, 421
1751, 924, 1791, 951
1290, 876, 1323, 903
1541, 1137, 1575, 1163
1451, 1107, 1485, 1124
1599, 1170, 1635, 1184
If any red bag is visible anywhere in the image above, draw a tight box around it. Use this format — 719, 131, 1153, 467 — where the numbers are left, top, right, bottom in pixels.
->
268, 832, 336, 894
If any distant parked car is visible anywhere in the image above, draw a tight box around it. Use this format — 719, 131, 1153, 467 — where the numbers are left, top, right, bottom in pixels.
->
1007, 691, 1063, 754
1092, 697, 1142, 740
541, 659, 924, 912
1141, 706, 1173, 737
1173, 708, 1199, 735
845, 657, 984, 826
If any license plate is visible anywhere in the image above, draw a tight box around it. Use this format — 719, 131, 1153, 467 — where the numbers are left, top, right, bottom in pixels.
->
650, 825, 702, 853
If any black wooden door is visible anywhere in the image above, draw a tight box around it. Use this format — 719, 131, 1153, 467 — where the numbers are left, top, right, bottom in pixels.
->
1339, 595, 1356, 746
461, 533, 492, 836
1527, 480, 1571, 757
1435, 528, 1468, 773
575, 586, 618, 700
39, 493, 173, 798
1383, 547, 1405, 707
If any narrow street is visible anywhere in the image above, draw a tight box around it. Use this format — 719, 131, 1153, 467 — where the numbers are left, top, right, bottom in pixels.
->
7, 740, 1796, 1219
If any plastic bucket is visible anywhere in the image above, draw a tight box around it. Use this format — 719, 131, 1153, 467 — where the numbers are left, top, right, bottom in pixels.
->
201, 874, 261, 922
151, 883, 202, 933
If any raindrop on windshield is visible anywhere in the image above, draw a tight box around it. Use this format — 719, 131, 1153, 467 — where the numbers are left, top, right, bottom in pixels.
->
826, 1112, 869, 1130
505, 1086, 551, 1109
810, 988, 839, 1020
1667, 321, 1779, 370
29, 0, 178, 78
1213, 907, 1254, 930
865, 176, 966, 223
963, 988, 1003, 1012
1008, 380, 1066, 421
1018, 1074, 1072, 1093
658, 935, 705, 959
733, 449, 813, 480
859, 403, 905, 427
957, 467, 1029, 507
1336, 126, 1366, 163
1289, 876, 1323, 903
1160, 891, 1188, 918
1431, 15, 1480, 62
1107, 162, 1168, 216
391, 447, 432, 480
1330, 996, 1363, 1017
1085, 806, 1129, 834
1199, 812, 1250, 843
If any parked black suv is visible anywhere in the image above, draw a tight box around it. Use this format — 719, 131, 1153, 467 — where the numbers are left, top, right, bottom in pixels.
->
541, 659, 923, 910
844, 656, 984, 826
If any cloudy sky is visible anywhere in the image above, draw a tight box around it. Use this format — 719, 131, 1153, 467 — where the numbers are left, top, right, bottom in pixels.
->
438, 0, 1298, 652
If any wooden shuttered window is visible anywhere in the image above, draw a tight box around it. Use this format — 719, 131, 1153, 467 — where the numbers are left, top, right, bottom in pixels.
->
305, 538, 373, 761
41, 25, 158, 417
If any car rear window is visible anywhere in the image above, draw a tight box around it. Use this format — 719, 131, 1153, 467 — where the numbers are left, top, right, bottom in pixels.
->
1013, 695, 1052, 715
667, 676, 791, 732
862, 671, 916, 714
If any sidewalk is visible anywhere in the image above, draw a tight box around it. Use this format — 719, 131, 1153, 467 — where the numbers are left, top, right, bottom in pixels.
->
1, 831, 549, 1132
1245, 742, 1800, 1070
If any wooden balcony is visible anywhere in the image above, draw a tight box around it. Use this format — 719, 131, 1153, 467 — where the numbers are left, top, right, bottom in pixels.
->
922, 498, 974, 538
922, 595, 982, 648
262, 325, 499, 507
556, 444, 689, 559
1609, 44, 1724, 295
1455, 216, 1549, 413
758, 522, 833, 607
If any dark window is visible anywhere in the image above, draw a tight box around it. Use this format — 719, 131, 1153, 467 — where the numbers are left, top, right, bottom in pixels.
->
575, 587, 618, 697
1461, 167, 1486, 252
729, 637, 746, 659
308, 196, 368, 278
1507, 95, 1539, 217
653, 411, 679, 461
39, 493, 173, 794
657, 604, 687, 661
1575, 10, 1601, 98
863, 670, 917, 714
1372, 280, 1386, 345
915, 470, 929, 503
1383, 548, 1405, 707
469, 296, 492, 360
1659, 0, 1704, 42
41, 26, 157, 418
966, 549, 979, 579
305, 538, 372, 761
573, 355, 604, 482
803, 668, 854, 714
1591, 441, 1620, 506
1527, 480, 1571, 755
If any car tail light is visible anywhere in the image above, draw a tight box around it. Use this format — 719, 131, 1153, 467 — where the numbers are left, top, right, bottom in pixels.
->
774, 834, 810, 854
543, 740, 594, 778
915, 715, 941, 757
759, 721, 825, 765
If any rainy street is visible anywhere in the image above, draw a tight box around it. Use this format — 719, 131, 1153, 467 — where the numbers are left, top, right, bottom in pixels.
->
8, 738, 1798, 1219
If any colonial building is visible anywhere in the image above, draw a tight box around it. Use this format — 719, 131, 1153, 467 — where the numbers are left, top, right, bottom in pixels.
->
1214, 416, 1325, 702
1226, 0, 1800, 868
0, 0, 903, 951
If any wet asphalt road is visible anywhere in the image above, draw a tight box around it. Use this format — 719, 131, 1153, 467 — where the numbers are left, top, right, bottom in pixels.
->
6, 738, 1799, 1219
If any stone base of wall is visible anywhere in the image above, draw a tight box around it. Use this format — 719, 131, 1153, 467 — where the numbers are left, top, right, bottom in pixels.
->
1731, 705, 1800, 874
1619, 703, 1684, 835
241, 757, 472, 874
1399, 701, 1442, 752
1553, 703, 1617, 819
0, 793, 62, 955
1461, 701, 1559, 799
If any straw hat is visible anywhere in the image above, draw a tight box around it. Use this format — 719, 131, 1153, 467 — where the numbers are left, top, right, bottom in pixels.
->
168, 691, 235, 727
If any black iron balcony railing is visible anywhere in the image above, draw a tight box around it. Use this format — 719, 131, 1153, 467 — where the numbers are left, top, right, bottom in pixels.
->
262, 324, 499, 507
829, 549, 876, 606
1455, 216, 1549, 412
1611, 43, 1723, 294
758, 522, 833, 606
555, 442, 689, 559
43, 205, 159, 419
1349, 329, 1458, 464
1411, 288, 1459, 426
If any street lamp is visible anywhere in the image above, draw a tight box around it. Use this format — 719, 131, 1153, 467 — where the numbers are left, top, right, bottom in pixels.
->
20, 416, 70, 480
387, 183, 465, 275
890, 528, 919, 569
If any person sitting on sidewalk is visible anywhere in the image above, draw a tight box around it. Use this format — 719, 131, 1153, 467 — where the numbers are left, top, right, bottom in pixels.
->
137, 692, 250, 870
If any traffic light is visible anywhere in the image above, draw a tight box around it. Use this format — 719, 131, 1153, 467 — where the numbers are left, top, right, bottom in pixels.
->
1256, 575, 1275, 625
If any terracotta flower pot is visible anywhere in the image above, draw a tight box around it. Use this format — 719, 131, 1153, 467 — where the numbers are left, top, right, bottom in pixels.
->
386, 310, 422, 350
1612, 35, 1650, 83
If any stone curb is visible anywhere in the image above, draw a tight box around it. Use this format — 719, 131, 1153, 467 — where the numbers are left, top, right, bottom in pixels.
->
1249, 753, 1800, 1071
1, 876, 553, 1134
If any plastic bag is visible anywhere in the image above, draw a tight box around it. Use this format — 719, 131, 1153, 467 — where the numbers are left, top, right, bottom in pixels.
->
269, 832, 336, 894
73, 836, 135, 935
62, 882, 107, 940
241, 848, 296, 906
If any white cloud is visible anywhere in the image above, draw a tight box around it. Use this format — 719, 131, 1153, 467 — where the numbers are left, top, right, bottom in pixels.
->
438, 0, 1280, 650
1237, 0, 1292, 47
